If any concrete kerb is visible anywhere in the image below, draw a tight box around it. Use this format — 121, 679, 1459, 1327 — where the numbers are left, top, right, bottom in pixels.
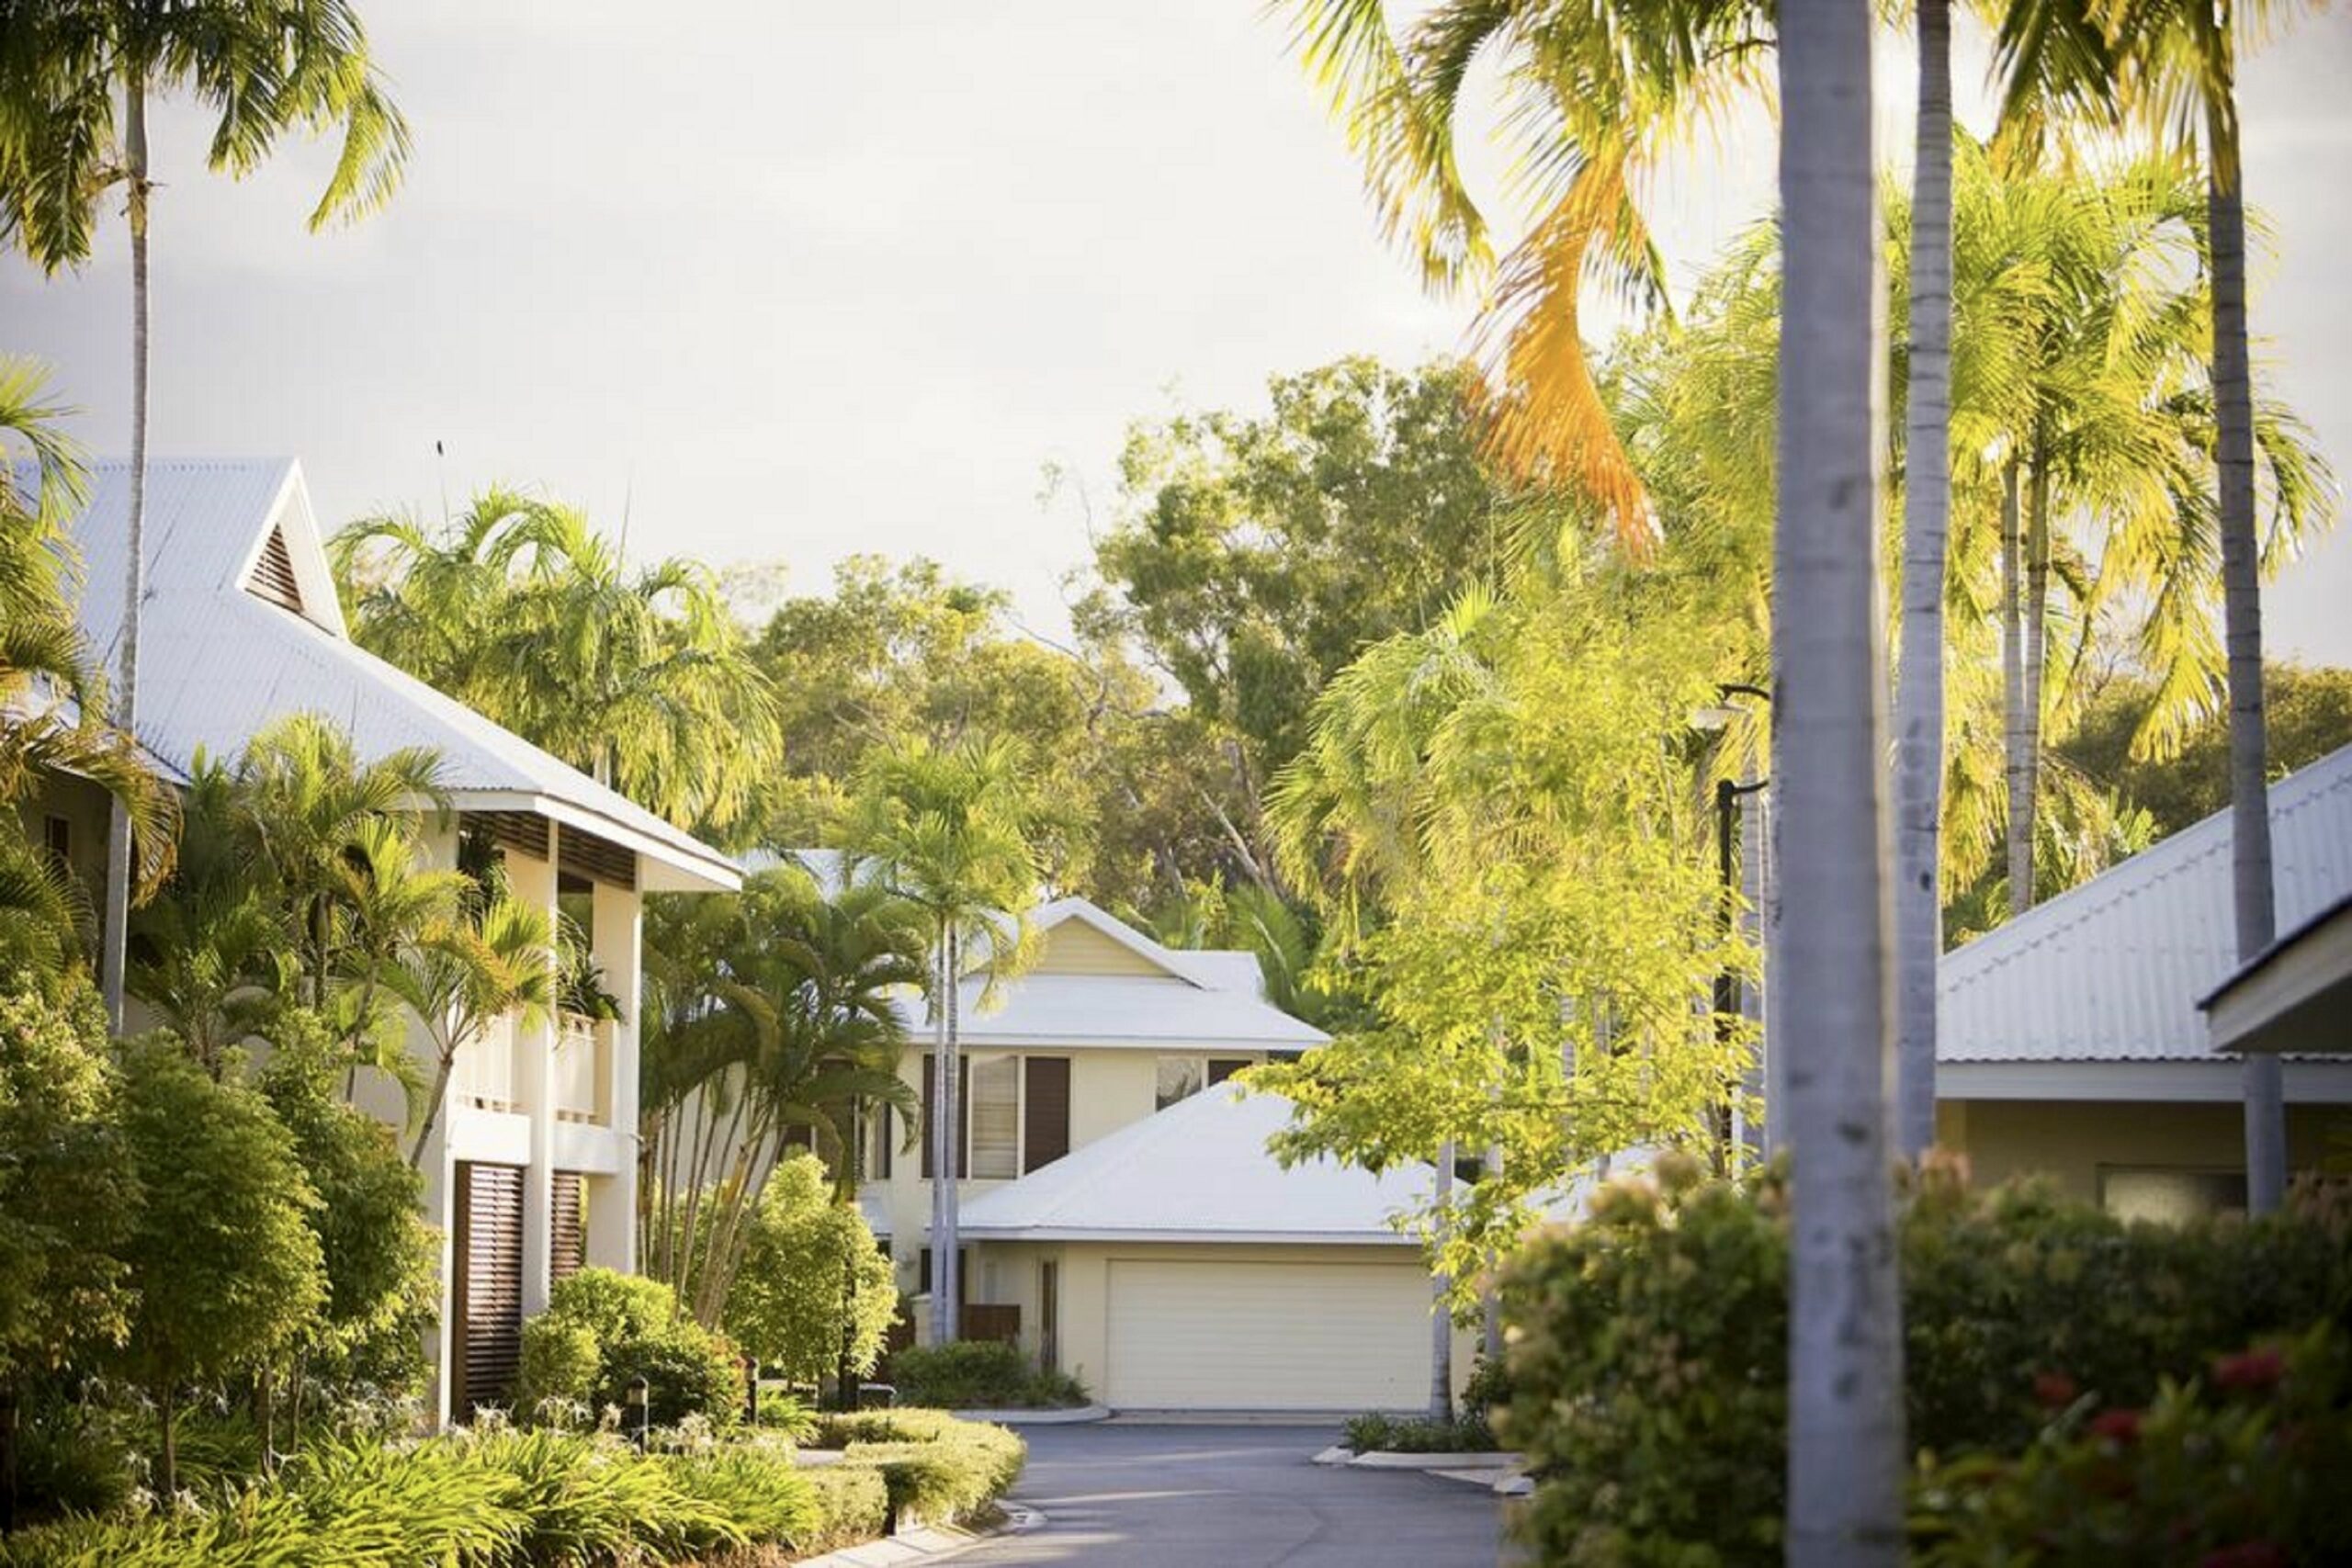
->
950, 1403, 1110, 1425
791, 1503, 1044, 1568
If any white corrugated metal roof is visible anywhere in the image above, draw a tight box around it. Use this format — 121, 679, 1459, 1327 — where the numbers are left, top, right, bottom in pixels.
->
55, 459, 739, 892
956, 1086, 1427, 1244
1939, 743, 2352, 1063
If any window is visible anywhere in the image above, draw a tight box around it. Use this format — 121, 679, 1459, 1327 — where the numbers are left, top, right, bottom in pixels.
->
969, 1057, 1021, 1179
2098, 1168, 2245, 1225
1156, 1056, 1205, 1111
42, 816, 71, 863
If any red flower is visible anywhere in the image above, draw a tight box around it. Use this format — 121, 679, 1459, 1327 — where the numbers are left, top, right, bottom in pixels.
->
2088, 1408, 2143, 1444
2031, 1371, 2079, 1408
2199, 1542, 2288, 1568
2211, 1348, 2286, 1393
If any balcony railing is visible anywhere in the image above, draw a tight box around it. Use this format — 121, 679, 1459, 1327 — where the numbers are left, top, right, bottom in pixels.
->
553, 1011, 604, 1124
454, 1013, 519, 1112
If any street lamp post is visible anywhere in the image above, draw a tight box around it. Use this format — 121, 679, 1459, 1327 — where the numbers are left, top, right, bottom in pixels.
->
1703, 683, 1770, 1175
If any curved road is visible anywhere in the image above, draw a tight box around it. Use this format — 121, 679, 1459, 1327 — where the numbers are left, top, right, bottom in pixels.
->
954, 1422, 1504, 1568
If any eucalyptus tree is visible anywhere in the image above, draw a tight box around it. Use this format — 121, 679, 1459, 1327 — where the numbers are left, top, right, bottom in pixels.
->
0, 0, 409, 1026
838, 736, 1049, 1344
1999, 0, 2337, 1215
335, 491, 783, 840
1774, 0, 1905, 1558
1274, 0, 1770, 542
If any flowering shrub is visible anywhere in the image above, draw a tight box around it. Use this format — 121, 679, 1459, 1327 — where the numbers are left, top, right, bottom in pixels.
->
1496, 1156, 2352, 1567
1912, 1324, 2352, 1566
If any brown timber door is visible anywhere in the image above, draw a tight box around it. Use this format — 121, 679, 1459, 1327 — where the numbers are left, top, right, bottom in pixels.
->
451, 1162, 524, 1416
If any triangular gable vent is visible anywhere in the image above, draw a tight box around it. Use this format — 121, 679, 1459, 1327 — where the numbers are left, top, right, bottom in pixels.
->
244, 524, 306, 615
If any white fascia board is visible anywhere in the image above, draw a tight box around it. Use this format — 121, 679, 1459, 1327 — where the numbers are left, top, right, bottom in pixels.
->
447, 789, 741, 893
1939, 1059, 2352, 1103
946, 1030, 1320, 1052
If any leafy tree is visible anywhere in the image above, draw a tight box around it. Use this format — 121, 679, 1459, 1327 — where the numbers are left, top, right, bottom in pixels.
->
113, 1036, 326, 1496
2060, 663, 2352, 839
639, 868, 922, 1326
721, 1153, 896, 1391
258, 1015, 436, 1400
1083, 357, 1512, 863
336, 490, 782, 840
838, 738, 1051, 1344
0, 0, 409, 1024
0, 983, 131, 1528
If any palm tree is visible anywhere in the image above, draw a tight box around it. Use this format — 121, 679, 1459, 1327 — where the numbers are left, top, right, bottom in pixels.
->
335, 491, 783, 840
397, 892, 558, 1168
0, 359, 173, 988
1894, 0, 1955, 1161
637, 869, 924, 1327
1774, 0, 1905, 1561
838, 737, 1047, 1345
1274, 0, 1771, 543
0, 1, 409, 1028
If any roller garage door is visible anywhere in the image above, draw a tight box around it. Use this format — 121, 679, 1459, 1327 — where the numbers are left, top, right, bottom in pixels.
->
1103, 1258, 1430, 1411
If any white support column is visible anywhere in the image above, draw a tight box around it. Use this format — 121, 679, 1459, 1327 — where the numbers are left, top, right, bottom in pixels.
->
513, 824, 560, 1315
588, 873, 643, 1273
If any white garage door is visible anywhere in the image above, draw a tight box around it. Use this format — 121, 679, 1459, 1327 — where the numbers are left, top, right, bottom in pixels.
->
1104, 1258, 1432, 1411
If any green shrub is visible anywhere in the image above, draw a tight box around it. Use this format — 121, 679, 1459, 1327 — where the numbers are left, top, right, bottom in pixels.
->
1498, 1156, 2352, 1568
884, 1340, 1087, 1409
723, 1154, 899, 1386
806, 1408, 1027, 1528
1913, 1324, 2352, 1565
514, 1267, 741, 1428
794, 1464, 891, 1553
1341, 1410, 1498, 1453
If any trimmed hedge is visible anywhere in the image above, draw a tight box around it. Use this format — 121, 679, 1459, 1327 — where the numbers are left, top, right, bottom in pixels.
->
807, 1408, 1028, 1528
884, 1341, 1088, 1410
1498, 1156, 2352, 1567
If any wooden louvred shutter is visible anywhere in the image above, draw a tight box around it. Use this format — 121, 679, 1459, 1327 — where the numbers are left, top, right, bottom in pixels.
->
1023, 1057, 1070, 1172
550, 1171, 587, 1283
1207, 1058, 1251, 1087
454, 1163, 524, 1416
245, 525, 305, 613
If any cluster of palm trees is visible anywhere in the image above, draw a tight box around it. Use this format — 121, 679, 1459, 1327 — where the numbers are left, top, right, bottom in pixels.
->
1284, 0, 2330, 1557
334, 492, 784, 843
127, 713, 560, 1169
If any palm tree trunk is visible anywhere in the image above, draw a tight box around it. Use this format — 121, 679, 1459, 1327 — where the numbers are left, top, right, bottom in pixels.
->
100, 75, 153, 1032
406, 1043, 458, 1168
1893, 0, 1952, 1163
2018, 434, 2052, 912
1429, 1142, 1453, 1422
1775, 1, 1906, 1561
939, 925, 964, 1341
2207, 99, 2285, 1214
2000, 458, 2030, 915
927, 924, 954, 1345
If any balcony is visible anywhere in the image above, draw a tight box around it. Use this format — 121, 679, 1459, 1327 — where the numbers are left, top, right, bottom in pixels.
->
552, 1011, 605, 1124
453, 1013, 519, 1112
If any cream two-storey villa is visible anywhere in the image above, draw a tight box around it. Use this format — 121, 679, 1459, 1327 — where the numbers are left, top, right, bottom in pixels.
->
38, 460, 740, 1426
858, 897, 1472, 1413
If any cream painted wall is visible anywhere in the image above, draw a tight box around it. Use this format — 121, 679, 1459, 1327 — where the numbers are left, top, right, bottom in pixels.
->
877, 1043, 1265, 1284
1035, 920, 1174, 977
1939, 1099, 2351, 1203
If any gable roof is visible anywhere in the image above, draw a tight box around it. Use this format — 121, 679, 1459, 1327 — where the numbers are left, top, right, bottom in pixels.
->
58, 459, 739, 892
921, 897, 1328, 1050
1939, 742, 2352, 1066
956, 1086, 1425, 1245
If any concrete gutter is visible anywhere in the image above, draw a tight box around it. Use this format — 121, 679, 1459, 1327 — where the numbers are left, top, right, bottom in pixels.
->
791, 1504, 1044, 1567
951, 1404, 1110, 1425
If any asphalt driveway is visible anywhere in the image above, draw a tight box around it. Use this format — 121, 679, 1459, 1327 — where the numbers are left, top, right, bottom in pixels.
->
950, 1422, 1505, 1568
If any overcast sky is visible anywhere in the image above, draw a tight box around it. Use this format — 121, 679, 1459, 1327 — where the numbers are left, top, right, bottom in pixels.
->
6, 3, 2348, 664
